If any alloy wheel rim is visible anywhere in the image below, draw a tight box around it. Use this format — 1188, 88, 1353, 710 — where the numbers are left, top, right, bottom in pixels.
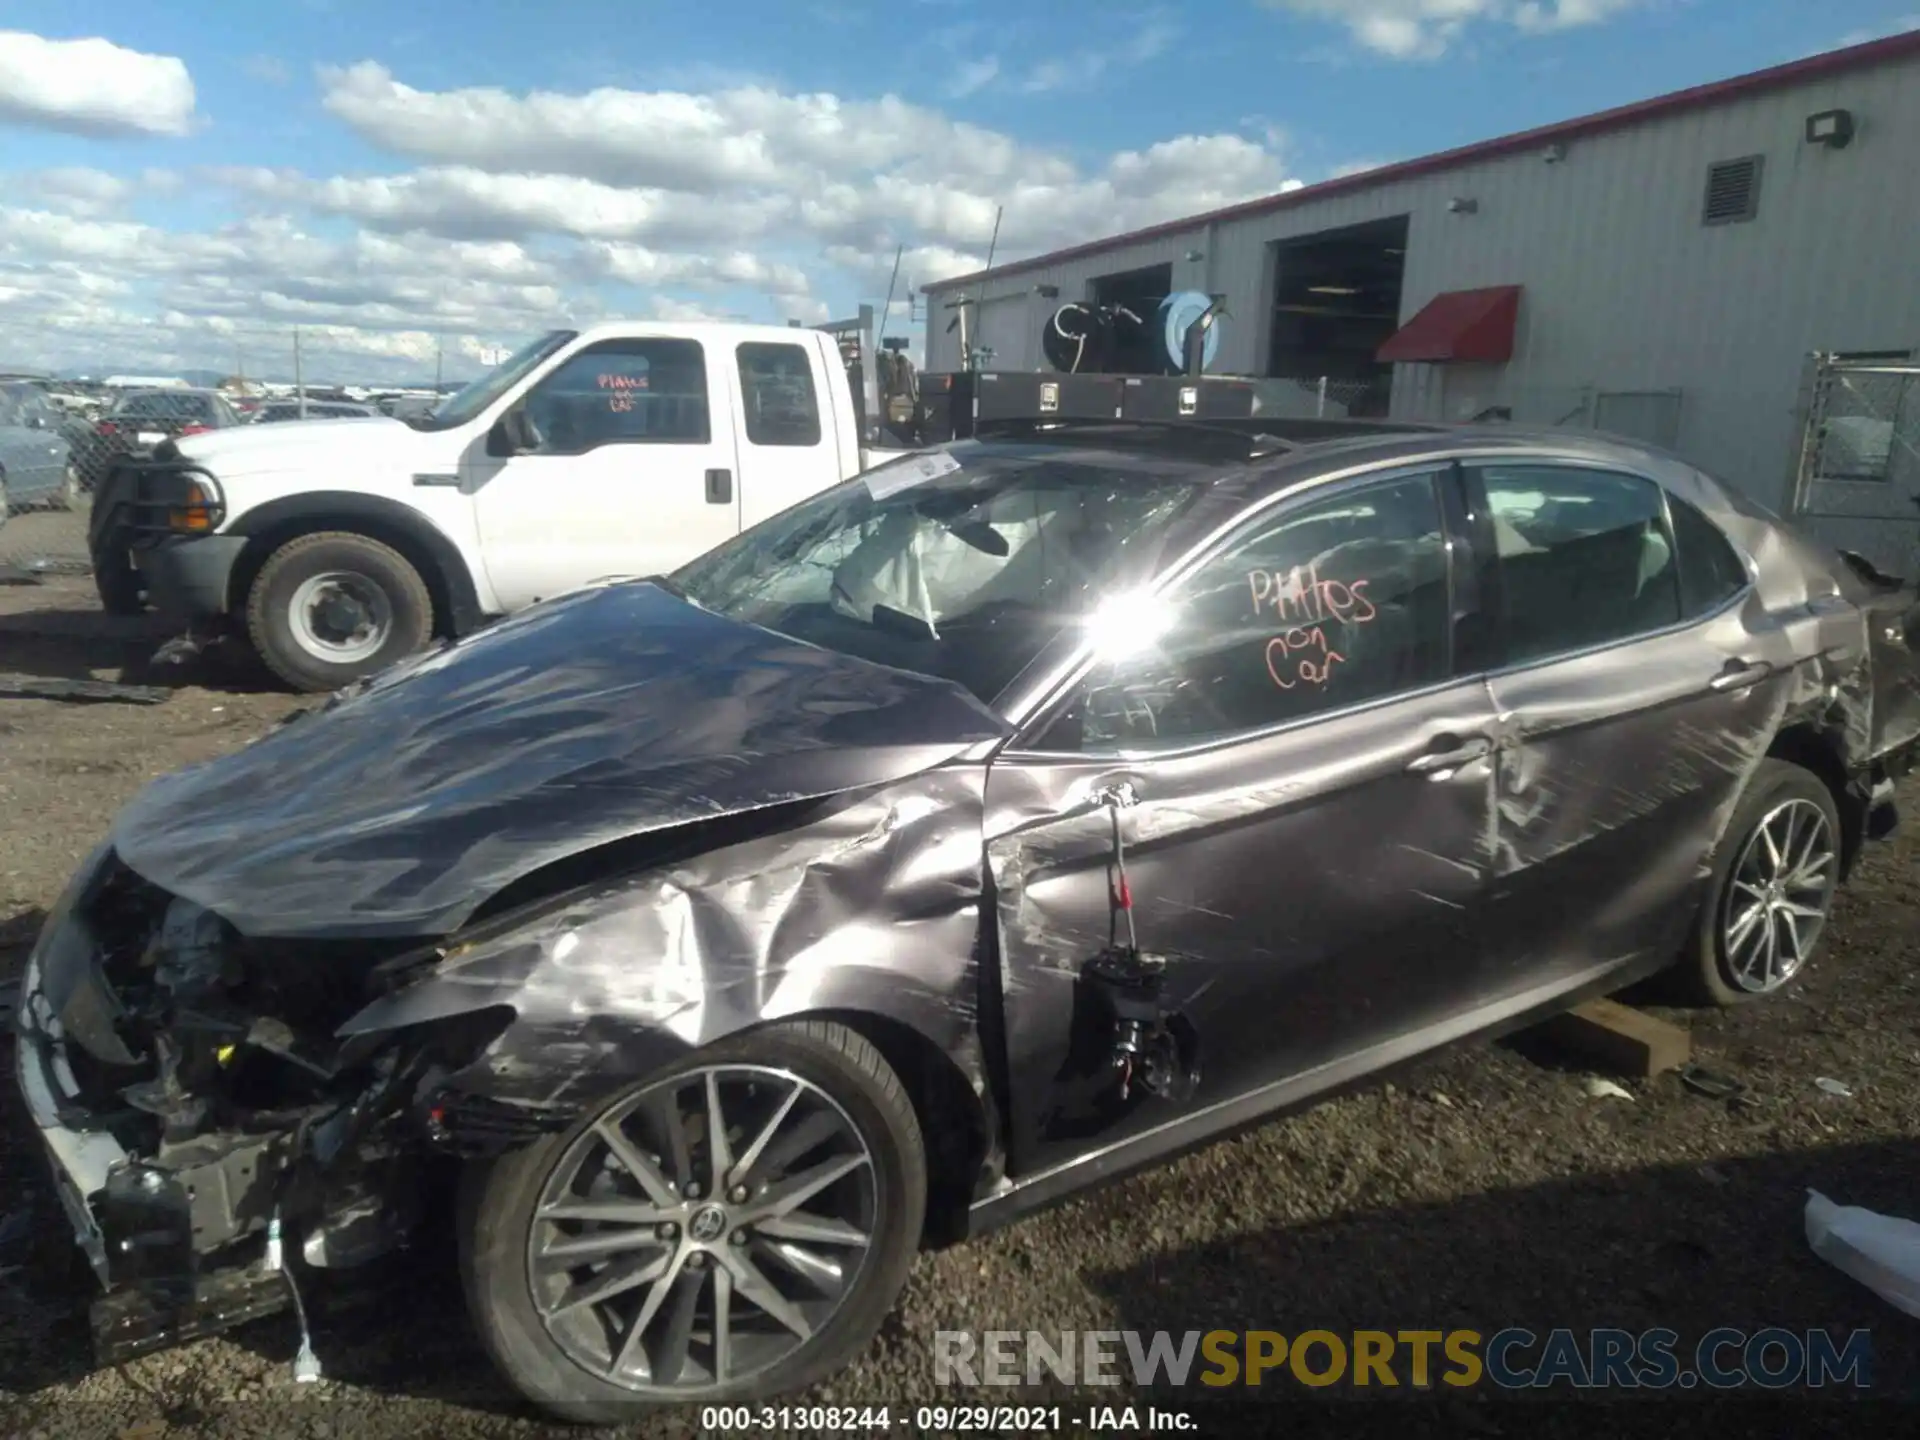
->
1721, 798, 1835, 993
287, 571, 392, 662
529, 1064, 877, 1396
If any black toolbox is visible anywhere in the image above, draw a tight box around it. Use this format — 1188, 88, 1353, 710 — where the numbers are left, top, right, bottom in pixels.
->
914, 370, 1254, 443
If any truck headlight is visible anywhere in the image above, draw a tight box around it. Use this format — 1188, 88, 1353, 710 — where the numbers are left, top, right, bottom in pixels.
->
168, 478, 223, 534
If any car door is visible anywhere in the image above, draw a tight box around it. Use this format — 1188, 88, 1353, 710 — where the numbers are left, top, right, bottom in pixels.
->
729, 338, 838, 530
1463, 457, 1794, 989
983, 465, 1504, 1179
466, 335, 741, 610
1, 387, 62, 497
19, 393, 70, 498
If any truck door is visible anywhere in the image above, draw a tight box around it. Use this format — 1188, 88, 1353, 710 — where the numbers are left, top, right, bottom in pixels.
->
1790, 352, 1920, 581
465, 335, 741, 611
728, 337, 845, 531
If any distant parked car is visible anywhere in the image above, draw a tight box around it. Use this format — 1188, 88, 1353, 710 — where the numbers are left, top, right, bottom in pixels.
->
71, 387, 246, 491
0, 380, 78, 519
251, 400, 379, 424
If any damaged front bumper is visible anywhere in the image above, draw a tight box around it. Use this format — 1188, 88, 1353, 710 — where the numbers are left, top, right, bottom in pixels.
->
14, 944, 298, 1362
8, 870, 522, 1367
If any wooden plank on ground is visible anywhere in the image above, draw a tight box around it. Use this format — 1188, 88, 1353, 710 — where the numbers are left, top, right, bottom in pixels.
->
1538, 998, 1692, 1079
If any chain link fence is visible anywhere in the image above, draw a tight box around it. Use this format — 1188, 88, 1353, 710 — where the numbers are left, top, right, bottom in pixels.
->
0, 375, 434, 579
1800, 357, 1918, 489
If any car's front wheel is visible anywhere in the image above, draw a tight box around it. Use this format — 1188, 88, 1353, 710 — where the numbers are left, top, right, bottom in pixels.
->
244, 530, 434, 692
1683, 758, 1842, 1006
460, 1020, 927, 1425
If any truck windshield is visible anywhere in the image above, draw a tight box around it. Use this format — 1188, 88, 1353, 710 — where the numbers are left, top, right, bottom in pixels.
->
672, 440, 1213, 707
412, 330, 578, 432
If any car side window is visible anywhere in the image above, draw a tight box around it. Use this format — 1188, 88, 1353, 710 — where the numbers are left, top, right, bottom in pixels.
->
1474, 464, 1681, 665
1038, 472, 1452, 751
522, 339, 712, 454
1668, 493, 1750, 616
737, 342, 822, 447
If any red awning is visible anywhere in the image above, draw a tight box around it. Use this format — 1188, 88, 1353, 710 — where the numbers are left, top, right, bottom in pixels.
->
1376, 285, 1523, 364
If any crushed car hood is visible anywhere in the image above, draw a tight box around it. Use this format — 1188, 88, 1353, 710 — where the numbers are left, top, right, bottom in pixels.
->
109, 583, 1011, 940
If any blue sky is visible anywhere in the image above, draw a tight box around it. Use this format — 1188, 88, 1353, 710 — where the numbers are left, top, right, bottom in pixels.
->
0, 1, 1912, 380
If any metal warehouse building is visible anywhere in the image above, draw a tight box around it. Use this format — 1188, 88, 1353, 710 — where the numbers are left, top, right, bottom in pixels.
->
922, 31, 1920, 569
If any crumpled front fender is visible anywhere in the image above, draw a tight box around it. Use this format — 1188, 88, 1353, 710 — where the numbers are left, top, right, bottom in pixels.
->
336, 768, 994, 1131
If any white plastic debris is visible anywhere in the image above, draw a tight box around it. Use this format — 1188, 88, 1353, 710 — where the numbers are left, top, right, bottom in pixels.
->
1805, 1190, 1920, 1319
1584, 1077, 1635, 1100
1815, 1077, 1853, 1097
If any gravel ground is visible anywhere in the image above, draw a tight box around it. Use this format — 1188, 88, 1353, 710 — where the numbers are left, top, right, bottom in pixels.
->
1, 555, 1916, 1438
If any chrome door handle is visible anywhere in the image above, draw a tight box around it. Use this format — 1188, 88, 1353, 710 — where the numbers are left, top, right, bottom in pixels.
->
1406, 735, 1494, 777
1709, 660, 1772, 693
412, 472, 462, 488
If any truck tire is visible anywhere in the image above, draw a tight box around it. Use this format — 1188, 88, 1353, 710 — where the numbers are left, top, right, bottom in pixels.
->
245, 530, 434, 693
459, 1020, 927, 1424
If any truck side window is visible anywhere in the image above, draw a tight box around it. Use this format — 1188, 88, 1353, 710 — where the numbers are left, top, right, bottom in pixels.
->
737, 342, 822, 447
522, 339, 711, 453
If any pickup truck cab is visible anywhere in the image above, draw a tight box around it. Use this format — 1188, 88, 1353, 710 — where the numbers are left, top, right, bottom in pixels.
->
93, 322, 899, 691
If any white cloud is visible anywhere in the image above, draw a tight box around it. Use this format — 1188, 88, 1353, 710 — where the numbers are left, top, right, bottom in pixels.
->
11, 167, 131, 218
1261, 0, 1643, 59
0, 207, 577, 380
0, 56, 1333, 381
0, 30, 197, 137
294, 64, 1301, 271
215, 164, 790, 247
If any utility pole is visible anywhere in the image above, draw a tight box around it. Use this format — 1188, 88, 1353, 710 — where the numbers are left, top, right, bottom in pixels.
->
293, 327, 306, 417
434, 336, 443, 394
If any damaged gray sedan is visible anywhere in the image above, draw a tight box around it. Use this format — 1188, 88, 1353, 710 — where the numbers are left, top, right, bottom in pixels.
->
14, 419, 1920, 1421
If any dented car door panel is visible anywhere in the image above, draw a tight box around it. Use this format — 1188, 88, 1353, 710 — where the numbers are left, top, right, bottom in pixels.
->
984, 675, 1501, 1179
1482, 605, 1801, 980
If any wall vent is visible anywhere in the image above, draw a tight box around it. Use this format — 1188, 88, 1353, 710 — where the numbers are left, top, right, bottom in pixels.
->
1702, 155, 1763, 225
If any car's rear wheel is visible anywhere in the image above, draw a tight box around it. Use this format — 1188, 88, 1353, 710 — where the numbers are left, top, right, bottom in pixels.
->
459, 1020, 927, 1425
1683, 759, 1841, 1006
244, 530, 433, 692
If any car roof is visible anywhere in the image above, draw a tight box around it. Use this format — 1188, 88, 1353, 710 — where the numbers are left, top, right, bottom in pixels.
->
965, 418, 1698, 506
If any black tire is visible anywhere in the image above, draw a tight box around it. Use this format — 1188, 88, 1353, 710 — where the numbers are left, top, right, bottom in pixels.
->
460, 1020, 927, 1425
244, 530, 434, 693
93, 547, 146, 615
1679, 759, 1842, 1007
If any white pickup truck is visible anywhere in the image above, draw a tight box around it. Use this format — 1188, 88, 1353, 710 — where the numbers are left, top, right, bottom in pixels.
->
91, 321, 905, 691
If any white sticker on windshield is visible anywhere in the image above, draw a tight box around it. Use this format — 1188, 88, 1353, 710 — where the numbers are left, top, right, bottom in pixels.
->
865, 450, 962, 500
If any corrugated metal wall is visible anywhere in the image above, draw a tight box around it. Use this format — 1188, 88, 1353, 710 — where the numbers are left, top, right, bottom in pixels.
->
924, 53, 1920, 509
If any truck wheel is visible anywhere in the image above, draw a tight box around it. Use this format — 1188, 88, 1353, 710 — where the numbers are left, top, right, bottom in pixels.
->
245, 530, 434, 693
459, 1020, 927, 1424
93, 547, 147, 616
1680, 759, 1842, 1007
